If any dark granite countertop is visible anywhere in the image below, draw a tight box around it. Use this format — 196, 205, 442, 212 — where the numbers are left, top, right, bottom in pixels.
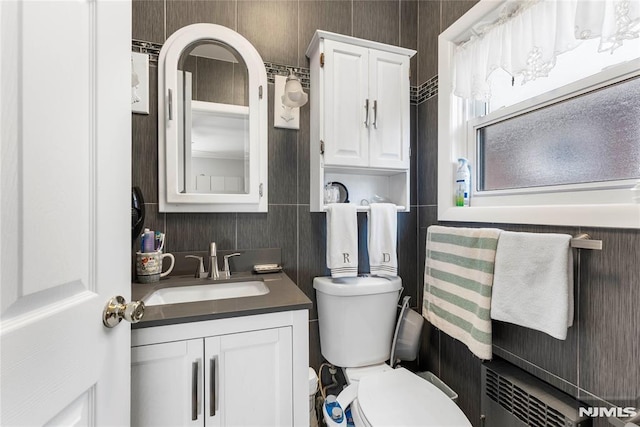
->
132, 271, 312, 329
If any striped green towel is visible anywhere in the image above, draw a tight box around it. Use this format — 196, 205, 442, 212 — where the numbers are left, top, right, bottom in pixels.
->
423, 225, 502, 360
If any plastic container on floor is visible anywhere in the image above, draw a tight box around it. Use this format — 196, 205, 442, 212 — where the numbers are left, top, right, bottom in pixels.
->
416, 371, 459, 402
309, 367, 319, 427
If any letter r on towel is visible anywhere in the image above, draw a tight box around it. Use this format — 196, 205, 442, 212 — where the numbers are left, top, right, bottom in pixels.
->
343, 253, 350, 264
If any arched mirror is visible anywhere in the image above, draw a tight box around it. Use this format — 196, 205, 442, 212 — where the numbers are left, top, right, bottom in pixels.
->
158, 24, 268, 212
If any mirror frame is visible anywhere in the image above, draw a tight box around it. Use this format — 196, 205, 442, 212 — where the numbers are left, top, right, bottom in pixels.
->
158, 23, 268, 212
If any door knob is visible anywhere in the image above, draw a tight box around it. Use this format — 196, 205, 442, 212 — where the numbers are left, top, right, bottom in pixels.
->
103, 296, 145, 328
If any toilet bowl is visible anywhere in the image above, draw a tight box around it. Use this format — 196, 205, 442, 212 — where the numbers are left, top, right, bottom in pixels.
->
314, 276, 472, 427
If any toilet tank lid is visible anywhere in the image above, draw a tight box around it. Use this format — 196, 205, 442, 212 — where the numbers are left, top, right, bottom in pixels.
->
313, 275, 402, 296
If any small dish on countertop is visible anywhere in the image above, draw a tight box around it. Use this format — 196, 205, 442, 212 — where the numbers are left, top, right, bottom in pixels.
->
253, 264, 283, 274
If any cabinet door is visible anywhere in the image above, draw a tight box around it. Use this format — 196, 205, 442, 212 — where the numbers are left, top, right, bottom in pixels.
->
368, 50, 410, 169
132, 340, 204, 426
323, 39, 370, 167
205, 327, 293, 427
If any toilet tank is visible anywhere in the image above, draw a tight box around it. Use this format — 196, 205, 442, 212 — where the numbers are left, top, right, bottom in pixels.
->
313, 276, 402, 368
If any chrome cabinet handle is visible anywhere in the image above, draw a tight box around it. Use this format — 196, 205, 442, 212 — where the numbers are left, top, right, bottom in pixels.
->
102, 296, 144, 328
364, 99, 369, 127
192, 361, 199, 421
372, 100, 378, 129
210, 357, 217, 416
168, 89, 173, 121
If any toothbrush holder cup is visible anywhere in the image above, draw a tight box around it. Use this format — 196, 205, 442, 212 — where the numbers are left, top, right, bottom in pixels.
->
136, 251, 175, 283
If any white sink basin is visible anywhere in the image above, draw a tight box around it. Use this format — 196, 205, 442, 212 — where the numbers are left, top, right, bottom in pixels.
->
144, 280, 269, 306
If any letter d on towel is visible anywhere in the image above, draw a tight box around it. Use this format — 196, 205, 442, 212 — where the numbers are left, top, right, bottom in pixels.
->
368, 203, 398, 276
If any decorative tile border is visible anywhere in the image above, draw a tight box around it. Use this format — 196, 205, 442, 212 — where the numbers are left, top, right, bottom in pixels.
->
131, 39, 437, 104
264, 62, 310, 89
410, 85, 419, 105
132, 39, 162, 63
416, 75, 438, 104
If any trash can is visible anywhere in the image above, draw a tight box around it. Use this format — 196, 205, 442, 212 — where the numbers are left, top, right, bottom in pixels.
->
309, 367, 319, 427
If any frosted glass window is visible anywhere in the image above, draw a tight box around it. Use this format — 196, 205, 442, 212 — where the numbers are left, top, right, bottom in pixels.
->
478, 76, 640, 191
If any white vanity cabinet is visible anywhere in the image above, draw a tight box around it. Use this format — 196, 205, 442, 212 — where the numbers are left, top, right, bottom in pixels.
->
131, 310, 308, 426
306, 31, 416, 212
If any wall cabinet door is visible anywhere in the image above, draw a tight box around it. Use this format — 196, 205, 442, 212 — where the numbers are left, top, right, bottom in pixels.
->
368, 50, 410, 169
132, 339, 204, 426
322, 40, 409, 170
132, 327, 293, 427
322, 39, 370, 167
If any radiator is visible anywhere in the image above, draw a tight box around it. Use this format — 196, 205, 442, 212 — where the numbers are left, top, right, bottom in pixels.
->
481, 360, 591, 427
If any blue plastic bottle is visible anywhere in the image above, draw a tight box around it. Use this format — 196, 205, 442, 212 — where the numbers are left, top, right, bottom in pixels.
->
141, 228, 155, 253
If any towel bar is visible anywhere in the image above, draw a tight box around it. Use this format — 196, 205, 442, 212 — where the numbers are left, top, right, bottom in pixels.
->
322, 205, 406, 212
570, 233, 603, 250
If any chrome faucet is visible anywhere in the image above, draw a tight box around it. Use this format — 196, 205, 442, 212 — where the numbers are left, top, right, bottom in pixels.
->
185, 255, 206, 278
209, 242, 220, 279
223, 253, 241, 278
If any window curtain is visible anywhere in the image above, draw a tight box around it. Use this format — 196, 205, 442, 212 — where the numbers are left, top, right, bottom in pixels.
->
453, 0, 640, 101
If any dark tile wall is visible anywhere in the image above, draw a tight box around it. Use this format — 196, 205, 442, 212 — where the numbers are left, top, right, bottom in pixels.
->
133, 2, 639, 426
131, 0, 420, 374
416, 2, 640, 427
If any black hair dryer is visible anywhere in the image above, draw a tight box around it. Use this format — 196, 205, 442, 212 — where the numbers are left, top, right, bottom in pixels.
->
131, 187, 145, 244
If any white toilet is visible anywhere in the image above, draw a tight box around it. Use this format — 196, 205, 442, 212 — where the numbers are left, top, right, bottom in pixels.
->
314, 275, 472, 427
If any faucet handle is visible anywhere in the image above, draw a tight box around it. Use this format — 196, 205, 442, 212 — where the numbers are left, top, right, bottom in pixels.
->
185, 255, 206, 278
209, 242, 217, 256
223, 253, 241, 278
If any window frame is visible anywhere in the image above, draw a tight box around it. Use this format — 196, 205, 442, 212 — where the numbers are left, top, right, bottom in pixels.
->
437, 1, 640, 229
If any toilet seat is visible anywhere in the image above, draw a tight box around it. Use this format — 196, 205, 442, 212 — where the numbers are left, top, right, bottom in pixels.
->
354, 368, 472, 427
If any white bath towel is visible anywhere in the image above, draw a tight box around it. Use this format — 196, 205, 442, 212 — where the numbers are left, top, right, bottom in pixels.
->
423, 225, 502, 360
326, 204, 358, 278
367, 203, 397, 277
491, 231, 574, 340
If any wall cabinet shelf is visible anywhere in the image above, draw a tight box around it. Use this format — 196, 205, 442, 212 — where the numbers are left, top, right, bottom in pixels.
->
322, 205, 407, 212
131, 310, 308, 426
306, 30, 416, 212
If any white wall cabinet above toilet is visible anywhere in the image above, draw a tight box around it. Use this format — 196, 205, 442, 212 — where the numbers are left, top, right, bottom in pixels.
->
306, 31, 416, 212
319, 40, 410, 169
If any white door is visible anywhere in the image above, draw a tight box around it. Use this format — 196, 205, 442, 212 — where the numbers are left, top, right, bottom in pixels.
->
368, 50, 410, 169
1, 1, 131, 425
322, 39, 369, 168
